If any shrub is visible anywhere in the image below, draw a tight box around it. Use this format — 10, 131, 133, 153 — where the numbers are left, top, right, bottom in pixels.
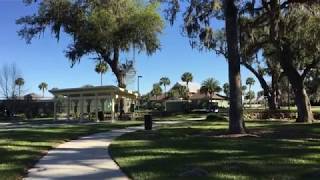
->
314, 112, 320, 120
206, 114, 227, 121
244, 109, 297, 120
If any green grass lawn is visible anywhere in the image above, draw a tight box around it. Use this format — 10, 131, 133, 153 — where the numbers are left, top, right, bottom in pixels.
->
0, 120, 142, 180
154, 113, 207, 121
110, 120, 320, 180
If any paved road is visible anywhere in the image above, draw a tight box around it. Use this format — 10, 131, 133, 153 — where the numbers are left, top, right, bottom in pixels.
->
24, 126, 143, 180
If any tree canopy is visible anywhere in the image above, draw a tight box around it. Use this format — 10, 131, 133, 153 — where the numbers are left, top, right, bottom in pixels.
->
18, 0, 164, 88
15, 77, 25, 97
181, 72, 193, 86
38, 82, 48, 97
95, 61, 108, 86
200, 78, 221, 97
151, 83, 162, 100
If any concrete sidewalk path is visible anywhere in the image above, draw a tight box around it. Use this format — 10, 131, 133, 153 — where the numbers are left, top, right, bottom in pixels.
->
25, 126, 143, 180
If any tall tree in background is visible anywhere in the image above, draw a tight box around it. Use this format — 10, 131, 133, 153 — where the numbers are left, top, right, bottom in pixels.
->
246, 77, 255, 95
200, 78, 222, 111
38, 82, 48, 98
17, 0, 164, 89
162, 0, 246, 133
95, 61, 108, 86
305, 68, 320, 103
0, 63, 20, 99
245, 90, 256, 107
151, 83, 162, 100
15, 77, 25, 97
223, 83, 230, 97
171, 83, 188, 99
159, 77, 170, 98
181, 72, 193, 91
244, 1, 320, 122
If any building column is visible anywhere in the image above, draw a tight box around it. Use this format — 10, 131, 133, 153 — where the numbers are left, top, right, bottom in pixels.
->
80, 94, 84, 120
111, 96, 115, 122
95, 93, 99, 122
67, 96, 70, 120
123, 97, 127, 113
118, 97, 121, 113
53, 97, 57, 120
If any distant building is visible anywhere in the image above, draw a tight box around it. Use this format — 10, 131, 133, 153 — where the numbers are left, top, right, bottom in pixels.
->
0, 93, 54, 118
173, 82, 201, 95
189, 91, 229, 108
24, 93, 42, 101
147, 82, 229, 111
50, 85, 138, 121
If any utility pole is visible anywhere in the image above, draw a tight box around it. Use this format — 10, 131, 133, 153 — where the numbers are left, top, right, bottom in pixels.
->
137, 75, 142, 96
137, 75, 142, 111
288, 79, 290, 111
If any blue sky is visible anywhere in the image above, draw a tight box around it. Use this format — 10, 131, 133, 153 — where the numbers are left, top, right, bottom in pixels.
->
0, 0, 261, 97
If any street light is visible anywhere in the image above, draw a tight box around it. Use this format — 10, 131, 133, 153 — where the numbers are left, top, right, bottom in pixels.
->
137, 75, 142, 96
137, 75, 143, 111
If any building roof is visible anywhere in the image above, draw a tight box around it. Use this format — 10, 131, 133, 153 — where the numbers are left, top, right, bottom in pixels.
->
189, 93, 228, 101
24, 93, 42, 100
149, 94, 166, 101
49, 85, 138, 98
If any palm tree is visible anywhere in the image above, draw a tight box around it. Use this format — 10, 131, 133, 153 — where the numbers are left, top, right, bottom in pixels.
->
15, 77, 25, 97
246, 90, 256, 108
181, 72, 193, 91
95, 61, 108, 86
151, 83, 162, 100
159, 77, 170, 98
246, 77, 255, 92
246, 77, 255, 107
223, 83, 230, 97
200, 78, 222, 111
38, 82, 48, 98
172, 84, 188, 99
241, 85, 247, 92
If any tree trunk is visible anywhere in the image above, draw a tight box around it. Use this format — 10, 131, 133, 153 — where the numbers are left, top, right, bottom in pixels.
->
270, 90, 277, 110
116, 72, 126, 88
242, 63, 277, 110
100, 73, 103, 86
279, 46, 313, 122
267, 0, 313, 121
294, 85, 313, 122
270, 74, 279, 110
224, 0, 246, 134
209, 93, 212, 112
101, 49, 126, 118
248, 85, 252, 107
267, 95, 277, 110
104, 49, 127, 89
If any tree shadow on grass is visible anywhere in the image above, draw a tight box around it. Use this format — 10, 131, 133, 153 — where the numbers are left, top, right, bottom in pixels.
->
110, 122, 320, 180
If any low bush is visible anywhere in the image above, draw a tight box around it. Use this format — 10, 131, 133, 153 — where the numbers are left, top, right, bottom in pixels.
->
206, 114, 227, 121
314, 112, 320, 120
244, 109, 297, 120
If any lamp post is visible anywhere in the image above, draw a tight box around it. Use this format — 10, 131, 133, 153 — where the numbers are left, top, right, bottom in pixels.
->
137, 75, 142, 96
288, 79, 290, 111
137, 75, 142, 111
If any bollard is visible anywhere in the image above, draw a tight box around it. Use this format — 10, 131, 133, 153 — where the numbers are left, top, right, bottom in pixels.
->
98, 111, 104, 121
144, 114, 152, 130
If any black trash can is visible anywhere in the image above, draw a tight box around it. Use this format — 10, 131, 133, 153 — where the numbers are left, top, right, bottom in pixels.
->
144, 114, 152, 130
98, 111, 104, 121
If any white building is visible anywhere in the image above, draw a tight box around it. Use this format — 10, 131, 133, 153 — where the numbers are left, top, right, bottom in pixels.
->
50, 86, 138, 121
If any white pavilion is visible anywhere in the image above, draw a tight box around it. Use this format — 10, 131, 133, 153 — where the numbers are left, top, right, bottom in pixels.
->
50, 86, 138, 121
